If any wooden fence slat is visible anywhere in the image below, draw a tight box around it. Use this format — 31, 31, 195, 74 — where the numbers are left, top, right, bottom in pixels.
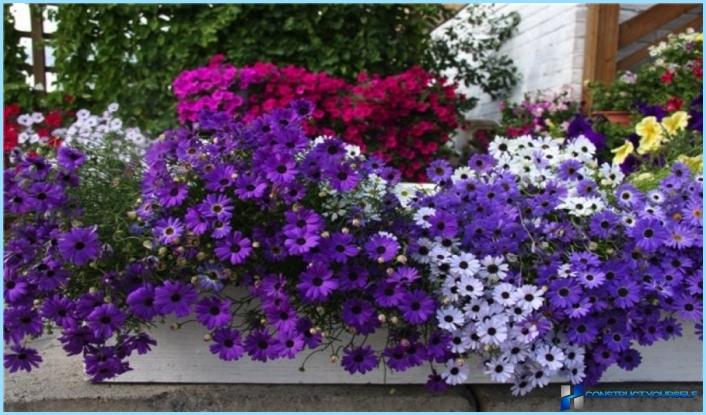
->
581, 4, 620, 113
618, 4, 699, 48
617, 14, 703, 71
29, 4, 47, 91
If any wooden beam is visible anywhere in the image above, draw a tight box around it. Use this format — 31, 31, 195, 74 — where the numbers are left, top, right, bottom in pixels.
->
582, 4, 620, 113
617, 14, 703, 71
29, 4, 47, 92
618, 4, 699, 48
15, 30, 54, 39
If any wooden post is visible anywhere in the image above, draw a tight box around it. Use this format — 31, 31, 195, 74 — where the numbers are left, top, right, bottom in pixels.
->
581, 4, 620, 114
29, 4, 47, 93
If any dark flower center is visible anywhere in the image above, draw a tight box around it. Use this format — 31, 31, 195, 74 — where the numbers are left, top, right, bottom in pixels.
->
643, 229, 654, 238
617, 288, 629, 297
312, 277, 323, 287
170, 293, 182, 302
100, 316, 111, 324
559, 288, 569, 297
209, 306, 220, 315
74, 241, 86, 250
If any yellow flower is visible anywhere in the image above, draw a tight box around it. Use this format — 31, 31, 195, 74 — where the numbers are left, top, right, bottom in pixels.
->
677, 154, 703, 173
661, 111, 690, 135
610, 140, 634, 165
635, 116, 663, 154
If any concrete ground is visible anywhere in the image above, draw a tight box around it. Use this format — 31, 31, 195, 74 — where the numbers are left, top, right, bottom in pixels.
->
4, 339, 703, 411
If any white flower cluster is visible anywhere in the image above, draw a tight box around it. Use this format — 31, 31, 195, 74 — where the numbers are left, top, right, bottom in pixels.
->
17, 112, 55, 146
413, 231, 586, 391
56, 104, 149, 161
649, 28, 702, 60
488, 135, 624, 217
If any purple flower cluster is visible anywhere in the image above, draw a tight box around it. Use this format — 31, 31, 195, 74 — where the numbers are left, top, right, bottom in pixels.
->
135, 101, 443, 376
4, 149, 157, 381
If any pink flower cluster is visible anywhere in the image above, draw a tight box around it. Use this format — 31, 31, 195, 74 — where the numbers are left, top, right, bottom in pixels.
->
173, 57, 464, 181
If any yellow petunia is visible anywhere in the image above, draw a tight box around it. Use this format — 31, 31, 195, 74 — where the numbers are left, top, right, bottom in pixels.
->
635, 116, 664, 154
677, 154, 703, 173
661, 111, 690, 136
610, 140, 634, 165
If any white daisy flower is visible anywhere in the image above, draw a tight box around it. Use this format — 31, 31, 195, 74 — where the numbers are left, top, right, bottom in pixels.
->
535, 345, 565, 371
436, 305, 465, 331
488, 136, 512, 158
513, 285, 545, 311
529, 366, 553, 388
484, 356, 515, 383
480, 255, 509, 281
17, 114, 33, 127
477, 317, 508, 346
493, 282, 517, 307
501, 342, 530, 365
31, 112, 44, 123
457, 276, 484, 299
449, 330, 472, 353
451, 166, 475, 183
511, 374, 535, 396
441, 359, 469, 385
450, 252, 480, 277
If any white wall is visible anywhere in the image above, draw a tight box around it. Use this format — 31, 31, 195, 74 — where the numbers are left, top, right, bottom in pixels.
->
433, 4, 589, 121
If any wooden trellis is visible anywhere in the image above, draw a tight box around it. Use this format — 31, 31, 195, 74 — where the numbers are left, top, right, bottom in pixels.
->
581, 3, 702, 112
13, 4, 54, 92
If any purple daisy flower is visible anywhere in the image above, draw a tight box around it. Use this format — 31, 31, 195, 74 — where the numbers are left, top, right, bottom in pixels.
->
548, 279, 582, 309
58, 226, 101, 266
209, 328, 245, 361
158, 182, 189, 207
327, 163, 360, 192
265, 154, 298, 185
364, 233, 399, 263
195, 296, 232, 330
373, 283, 407, 308
297, 263, 338, 302
426, 160, 452, 183
557, 159, 584, 181
41, 295, 76, 328
341, 345, 378, 375
341, 298, 378, 334
324, 232, 358, 263
245, 329, 277, 362
398, 290, 435, 324
127, 285, 159, 320
153, 217, 184, 245
154, 281, 198, 317
86, 303, 126, 339
284, 229, 320, 255
589, 210, 620, 238
617, 349, 642, 371
266, 304, 299, 334
4, 346, 42, 373
428, 210, 459, 239
185, 207, 208, 235
214, 231, 253, 265
630, 218, 667, 252
57, 146, 86, 171
273, 333, 305, 359
199, 193, 233, 221
609, 278, 641, 309
388, 266, 420, 285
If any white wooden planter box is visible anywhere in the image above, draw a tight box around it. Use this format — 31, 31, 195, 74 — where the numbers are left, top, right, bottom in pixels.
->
107, 184, 702, 384
109, 320, 702, 384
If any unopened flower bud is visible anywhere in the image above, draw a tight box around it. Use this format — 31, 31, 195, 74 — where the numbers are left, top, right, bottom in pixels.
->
158, 247, 168, 256
127, 211, 137, 219
191, 276, 199, 284
316, 306, 325, 315
341, 227, 350, 234
177, 258, 187, 267
252, 241, 260, 248
170, 323, 179, 331
396, 255, 407, 264
309, 328, 318, 335
196, 251, 207, 261
330, 355, 338, 363
103, 296, 111, 303
390, 316, 399, 325
89, 287, 98, 294
33, 299, 42, 307
377, 314, 386, 323
352, 218, 361, 227
320, 231, 330, 238
142, 240, 153, 250
386, 268, 394, 275
456, 357, 466, 366
400, 338, 411, 348
203, 334, 212, 342
377, 257, 385, 264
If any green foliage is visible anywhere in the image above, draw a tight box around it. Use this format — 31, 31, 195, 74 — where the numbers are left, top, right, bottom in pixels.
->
50, 4, 454, 134
3, 5, 34, 107
425, 4, 520, 112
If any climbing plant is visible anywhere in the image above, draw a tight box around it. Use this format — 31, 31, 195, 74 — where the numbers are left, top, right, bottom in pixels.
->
425, 4, 521, 112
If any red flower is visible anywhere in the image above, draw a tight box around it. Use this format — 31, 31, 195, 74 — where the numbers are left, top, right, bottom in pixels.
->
4, 123, 18, 152
45, 110, 64, 129
666, 96, 684, 112
660, 70, 674, 85
692, 60, 703, 79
